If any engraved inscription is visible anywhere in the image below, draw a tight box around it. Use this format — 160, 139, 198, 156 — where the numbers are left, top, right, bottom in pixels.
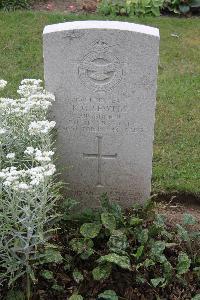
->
83, 136, 117, 187
78, 40, 123, 92
59, 96, 144, 135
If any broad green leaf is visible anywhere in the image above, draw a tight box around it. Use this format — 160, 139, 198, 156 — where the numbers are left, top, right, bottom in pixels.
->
70, 238, 94, 255
80, 223, 101, 239
154, 214, 166, 227
177, 252, 191, 275
43, 248, 63, 263
51, 284, 64, 291
176, 224, 189, 242
6, 290, 25, 300
101, 213, 116, 231
151, 277, 165, 287
100, 194, 123, 222
163, 260, 173, 280
73, 269, 84, 283
179, 4, 190, 13
151, 6, 160, 16
107, 230, 128, 254
92, 264, 111, 281
41, 270, 54, 280
98, 290, 118, 300
133, 245, 144, 260
138, 229, 149, 244
151, 241, 166, 257
183, 213, 197, 225
144, 259, 155, 268
129, 217, 143, 226
69, 294, 83, 300
80, 247, 94, 260
98, 253, 131, 270
192, 295, 200, 300
143, 0, 151, 5
62, 198, 79, 211
136, 275, 146, 284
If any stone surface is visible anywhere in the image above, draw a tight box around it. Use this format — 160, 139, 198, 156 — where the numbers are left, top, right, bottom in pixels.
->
43, 21, 160, 208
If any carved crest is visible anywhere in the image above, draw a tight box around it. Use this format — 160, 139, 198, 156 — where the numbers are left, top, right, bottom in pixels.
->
78, 40, 123, 92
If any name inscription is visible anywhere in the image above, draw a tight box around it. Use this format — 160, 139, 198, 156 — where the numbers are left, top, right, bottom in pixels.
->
59, 96, 144, 135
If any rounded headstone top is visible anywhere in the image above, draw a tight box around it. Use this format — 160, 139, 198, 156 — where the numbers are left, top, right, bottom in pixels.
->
43, 20, 159, 38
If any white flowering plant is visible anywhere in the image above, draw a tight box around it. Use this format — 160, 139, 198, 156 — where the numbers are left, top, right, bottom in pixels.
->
0, 79, 61, 299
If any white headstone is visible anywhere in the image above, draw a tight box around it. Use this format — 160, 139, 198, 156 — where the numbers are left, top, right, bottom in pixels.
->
43, 21, 159, 208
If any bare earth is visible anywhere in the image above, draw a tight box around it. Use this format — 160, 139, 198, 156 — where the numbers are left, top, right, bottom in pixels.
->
157, 201, 200, 231
32, 0, 98, 13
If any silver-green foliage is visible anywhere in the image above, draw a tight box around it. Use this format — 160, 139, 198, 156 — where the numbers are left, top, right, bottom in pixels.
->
0, 80, 61, 297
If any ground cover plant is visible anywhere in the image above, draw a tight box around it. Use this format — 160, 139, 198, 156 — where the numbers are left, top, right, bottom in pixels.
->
97, 0, 200, 17
0, 0, 31, 10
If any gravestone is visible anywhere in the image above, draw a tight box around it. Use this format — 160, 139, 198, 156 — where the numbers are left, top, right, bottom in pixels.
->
43, 21, 159, 208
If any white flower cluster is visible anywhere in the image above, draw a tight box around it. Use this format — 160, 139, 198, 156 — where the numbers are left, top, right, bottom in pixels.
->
17, 79, 43, 97
0, 79, 7, 90
24, 147, 54, 162
0, 164, 56, 191
0, 127, 7, 135
28, 120, 56, 135
0, 79, 55, 116
0, 79, 57, 192
0, 98, 21, 115
23, 92, 55, 113
6, 152, 15, 159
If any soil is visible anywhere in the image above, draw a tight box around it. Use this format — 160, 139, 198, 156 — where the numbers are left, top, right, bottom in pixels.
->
158, 203, 200, 229
155, 196, 200, 231
32, 0, 98, 13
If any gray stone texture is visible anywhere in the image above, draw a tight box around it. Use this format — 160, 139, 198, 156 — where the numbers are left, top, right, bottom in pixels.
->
43, 21, 160, 208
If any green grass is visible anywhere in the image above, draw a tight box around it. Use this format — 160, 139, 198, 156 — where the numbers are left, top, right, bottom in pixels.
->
0, 11, 199, 195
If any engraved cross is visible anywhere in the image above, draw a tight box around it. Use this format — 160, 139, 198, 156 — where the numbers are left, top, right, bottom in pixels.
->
83, 136, 117, 187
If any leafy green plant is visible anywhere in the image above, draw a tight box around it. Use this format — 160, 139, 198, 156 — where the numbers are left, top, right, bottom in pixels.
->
177, 252, 191, 275
127, 0, 164, 15
98, 0, 131, 16
98, 0, 164, 16
0, 0, 30, 10
67, 195, 199, 296
98, 290, 118, 299
162, 0, 200, 14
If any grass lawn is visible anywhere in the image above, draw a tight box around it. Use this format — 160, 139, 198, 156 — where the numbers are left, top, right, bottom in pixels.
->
0, 11, 199, 196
